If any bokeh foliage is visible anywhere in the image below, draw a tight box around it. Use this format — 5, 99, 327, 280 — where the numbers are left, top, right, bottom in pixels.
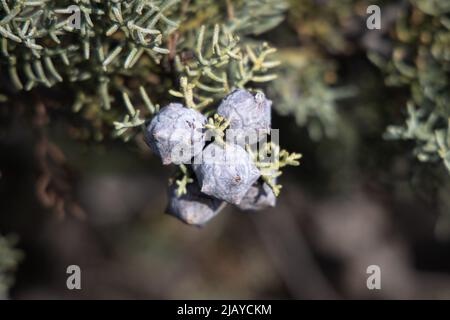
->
374, 1, 450, 175
0, 234, 22, 299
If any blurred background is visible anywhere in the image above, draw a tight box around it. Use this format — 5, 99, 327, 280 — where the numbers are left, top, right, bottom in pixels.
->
2, 0, 450, 299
